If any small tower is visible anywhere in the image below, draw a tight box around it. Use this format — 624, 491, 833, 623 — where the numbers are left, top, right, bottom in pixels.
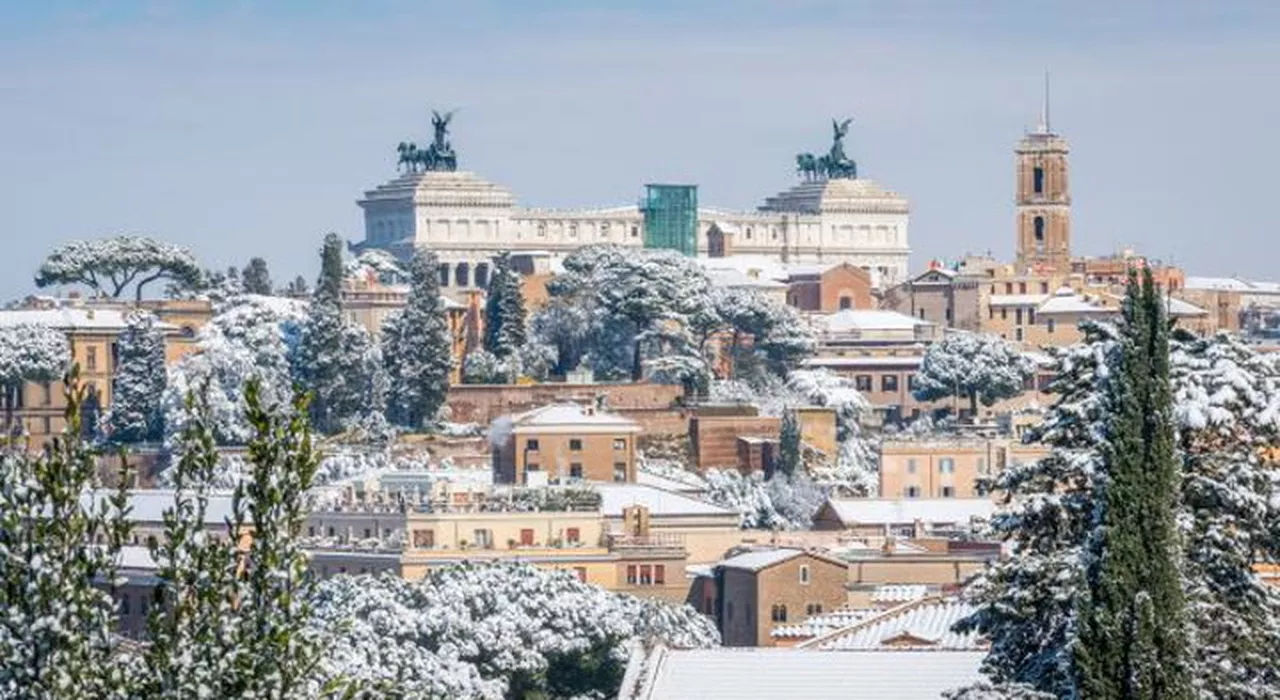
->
1014, 74, 1071, 272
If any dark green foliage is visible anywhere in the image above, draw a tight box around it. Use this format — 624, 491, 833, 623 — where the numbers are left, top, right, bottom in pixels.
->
384, 249, 453, 430
109, 312, 167, 444
777, 409, 801, 479
1074, 269, 1192, 700
242, 257, 273, 295
483, 251, 528, 361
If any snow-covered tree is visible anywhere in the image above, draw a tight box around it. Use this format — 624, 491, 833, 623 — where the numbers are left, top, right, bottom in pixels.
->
309, 562, 718, 699
296, 233, 384, 434
1074, 270, 1192, 699
384, 249, 453, 430
35, 235, 204, 301
163, 294, 303, 445
483, 251, 528, 361
108, 311, 167, 443
913, 331, 1034, 417
778, 409, 801, 479
462, 348, 513, 385
0, 381, 135, 698
345, 248, 408, 285
1170, 329, 1280, 699
241, 256, 273, 295
530, 299, 592, 376
756, 303, 816, 377
703, 468, 827, 530
953, 321, 1116, 697
285, 275, 309, 297
0, 322, 70, 435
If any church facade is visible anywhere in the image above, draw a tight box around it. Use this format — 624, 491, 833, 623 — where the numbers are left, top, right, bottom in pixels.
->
354, 120, 911, 293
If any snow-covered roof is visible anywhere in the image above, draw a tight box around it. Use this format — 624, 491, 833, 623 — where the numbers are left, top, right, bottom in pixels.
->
822, 498, 994, 527
1037, 289, 1108, 315
705, 268, 788, 290
1185, 276, 1280, 294
871, 584, 929, 604
1166, 296, 1208, 317
809, 598, 983, 651
620, 646, 984, 700
716, 548, 805, 572
596, 483, 737, 518
988, 294, 1049, 307
802, 355, 923, 369
87, 490, 237, 526
117, 545, 158, 571
636, 469, 706, 494
771, 608, 877, 639
818, 309, 930, 332
511, 403, 641, 432
0, 307, 178, 332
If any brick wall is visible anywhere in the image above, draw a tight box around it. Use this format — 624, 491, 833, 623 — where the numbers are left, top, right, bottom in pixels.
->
446, 383, 683, 425
690, 416, 781, 471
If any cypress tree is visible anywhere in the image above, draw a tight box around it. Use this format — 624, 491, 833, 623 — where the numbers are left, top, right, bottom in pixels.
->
777, 408, 801, 479
483, 251, 527, 360
242, 257, 273, 295
108, 311, 168, 443
1075, 268, 1191, 699
296, 233, 351, 433
385, 249, 453, 430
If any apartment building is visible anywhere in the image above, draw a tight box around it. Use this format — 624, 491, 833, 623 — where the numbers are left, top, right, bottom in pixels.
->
492, 403, 643, 485
878, 436, 1051, 499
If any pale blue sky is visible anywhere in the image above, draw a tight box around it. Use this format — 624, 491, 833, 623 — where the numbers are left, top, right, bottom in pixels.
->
2, 1, 1279, 300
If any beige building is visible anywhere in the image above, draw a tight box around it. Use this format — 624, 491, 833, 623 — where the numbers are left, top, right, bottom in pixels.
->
693, 548, 850, 647
492, 403, 643, 485
878, 436, 1051, 499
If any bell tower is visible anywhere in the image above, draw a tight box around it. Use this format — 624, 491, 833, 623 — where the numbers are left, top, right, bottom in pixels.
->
1014, 74, 1071, 272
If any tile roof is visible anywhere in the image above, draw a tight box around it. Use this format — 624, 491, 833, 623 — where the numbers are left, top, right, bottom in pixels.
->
620, 645, 984, 700
771, 608, 877, 639
807, 598, 983, 651
871, 584, 930, 604
823, 498, 994, 528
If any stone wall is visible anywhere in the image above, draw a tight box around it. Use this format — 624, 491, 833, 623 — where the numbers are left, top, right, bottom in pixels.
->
446, 383, 683, 425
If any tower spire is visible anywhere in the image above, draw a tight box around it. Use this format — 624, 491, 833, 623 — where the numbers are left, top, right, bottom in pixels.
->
1038, 71, 1051, 134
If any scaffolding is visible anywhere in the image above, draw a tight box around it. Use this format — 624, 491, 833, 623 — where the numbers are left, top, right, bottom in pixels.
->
640, 184, 698, 256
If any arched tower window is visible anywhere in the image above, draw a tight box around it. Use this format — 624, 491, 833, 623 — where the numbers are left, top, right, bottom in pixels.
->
1033, 216, 1046, 242
1033, 166, 1045, 195
475, 263, 490, 289
455, 262, 471, 288
438, 263, 450, 287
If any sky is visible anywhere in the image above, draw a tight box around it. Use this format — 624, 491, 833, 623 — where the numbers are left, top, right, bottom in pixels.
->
2, 1, 1279, 301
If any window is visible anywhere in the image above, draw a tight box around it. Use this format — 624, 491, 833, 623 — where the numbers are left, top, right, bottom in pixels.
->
41, 417, 50, 435
881, 375, 898, 392
977, 458, 987, 474
1001, 308, 1008, 320
1047, 319, 1056, 334
41, 382, 51, 406
474, 529, 493, 549
988, 306, 994, 320
630, 225, 639, 238
771, 604, 788, 622
520, 529, 535, 546
1040, 281, 1049, 294
906, 486, 921, 498
806, 603, 824, 616
855, 375, 872, 391
1033, 166, 1045, 194
574, 567, 587, 582
569, 463, 583, 480
326, 526, 335, 537
1028, 309, 1036, 325
1005, 282, 1013, 294
626, 565, 638, 584
438, 264, 449, 287
363, 528, 372, 539
526, 439, 539, 451
455, 262, 470, 287
839, 296, 852, 310
614, 462, 627, 482
945, 307, 952, 322
413, 529, 435, 548
640, 565, 653, 585
1015, 308, 1023, 325
799, 565, 811, 585
654, 564, 665, 585
1018, 282, 1027, 294
907, 458, 917, 474
1015, 327, 1024, 342
569, 438, 583, 451
613, 438, 626, 451
86, 347, 97, 371
942, 485, 956, 498
308, 526, 316, 537
566, 527, 580, 544
1034, 216, 1046, 242
907, 375, 918, 392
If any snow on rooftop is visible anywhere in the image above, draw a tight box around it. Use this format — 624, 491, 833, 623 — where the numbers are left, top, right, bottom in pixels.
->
824, 498, 994, 527
988, 294, 1050, 307
86, 490, 237, 526
622, 646, 984, 700
818, 309, 931, 332
596, 483, 737, 518
512, 403, 641, 430
118, 545, 158, 571
772, 608, 877, 639
636, 469, 706, 494
802, 355, 923, 369
811, 598, 983, 651
871, 584, 929, 604
0, 307, 178, 332
1037, 291, 1108, 315
1185, 276, 1280, 294
716, 548, 805, 572
705, 268, 788, 290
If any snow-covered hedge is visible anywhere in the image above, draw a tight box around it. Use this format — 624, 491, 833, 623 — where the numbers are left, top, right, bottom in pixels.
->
309, 563, 718, 699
